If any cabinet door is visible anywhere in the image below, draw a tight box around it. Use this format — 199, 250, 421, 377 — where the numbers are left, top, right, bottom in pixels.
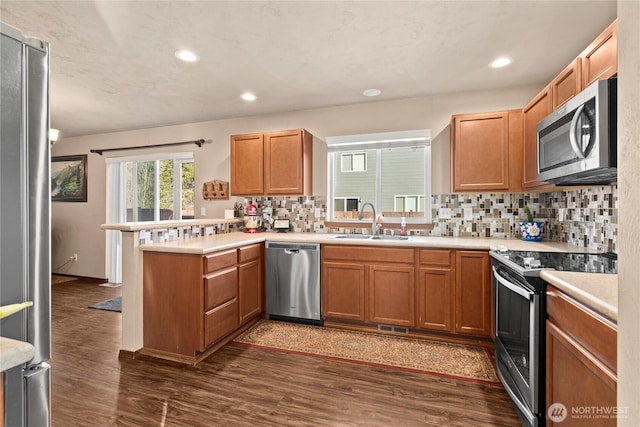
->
368, 264, 415, 327
322, 261, 366, 321
451, 111, 510, 192
455, 251, 491, 337
551, 58, 582, 109
204, 299, 239, 348
581, 20, 617, 88
417, 267, 453, 332
546, 321, 617, 427
231, 133, 264, 195
264, 129, 310, 195
238, 258, 263, 324
522, 86, 554, 190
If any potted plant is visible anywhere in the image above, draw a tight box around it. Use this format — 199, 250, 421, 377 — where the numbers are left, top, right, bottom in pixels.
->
520, 206, 544, 241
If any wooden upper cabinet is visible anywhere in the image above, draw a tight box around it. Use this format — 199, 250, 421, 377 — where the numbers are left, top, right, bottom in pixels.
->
264, 129, 312, 195
522, 86, 554, 190
580, 19, 617, 88
450, 110, 521, 193
231, 129, 318, 196
551, 58, 582, 109
230, 133, 264, 195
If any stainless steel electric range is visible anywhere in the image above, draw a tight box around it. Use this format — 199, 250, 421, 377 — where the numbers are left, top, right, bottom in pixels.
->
489, 250, 617, 427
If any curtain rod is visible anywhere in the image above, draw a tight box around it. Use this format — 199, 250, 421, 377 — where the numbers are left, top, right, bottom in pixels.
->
90, 139, 205, 155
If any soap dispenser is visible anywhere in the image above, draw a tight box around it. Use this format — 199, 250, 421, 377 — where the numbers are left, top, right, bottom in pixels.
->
400, 217, 407, 236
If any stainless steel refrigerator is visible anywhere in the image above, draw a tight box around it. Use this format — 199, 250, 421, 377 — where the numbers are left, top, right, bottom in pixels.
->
0, 22, 51, 427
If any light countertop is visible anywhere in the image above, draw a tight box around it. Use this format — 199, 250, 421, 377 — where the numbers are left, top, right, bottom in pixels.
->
541, 270, 618, 323
139, 231, 591, 254
0, 337, 34, 372
101, 218, 243, 232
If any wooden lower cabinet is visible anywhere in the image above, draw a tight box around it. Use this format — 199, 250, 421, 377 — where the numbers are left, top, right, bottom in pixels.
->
323, 246, 490, 337
369, 264, 415, 327
321, 245, 414, 327
322, 261, 366, 321
455, 251, 491, 337
417, 250, 453, 332
238, 244, 263, 324
143, 243, 264, 363
546, 286, 617, 426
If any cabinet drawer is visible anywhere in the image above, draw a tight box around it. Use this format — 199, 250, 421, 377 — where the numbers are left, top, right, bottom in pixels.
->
547, 286, 617, 373
204, 249, 237, 274
238, 243, 261, 263
204, 298, 239, 347
204, 267, 237, 311
418, 249, 452, 267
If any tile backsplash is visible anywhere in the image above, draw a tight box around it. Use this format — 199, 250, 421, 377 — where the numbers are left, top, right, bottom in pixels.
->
245, 184, 618, 252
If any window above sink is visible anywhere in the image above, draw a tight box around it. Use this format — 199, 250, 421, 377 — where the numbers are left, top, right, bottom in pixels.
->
326, 130, 432, 224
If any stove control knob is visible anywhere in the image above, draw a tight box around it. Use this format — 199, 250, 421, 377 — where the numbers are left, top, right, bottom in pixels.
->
523, 257, 534, 265
529, 260, 542, 268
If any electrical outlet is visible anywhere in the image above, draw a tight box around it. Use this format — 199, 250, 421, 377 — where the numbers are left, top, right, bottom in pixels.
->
200, 207, 206, 216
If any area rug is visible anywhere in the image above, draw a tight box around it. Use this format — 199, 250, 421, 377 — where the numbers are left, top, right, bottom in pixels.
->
51, 275, 77, 285
232, 320, 500, 385
89, 296, 121, 312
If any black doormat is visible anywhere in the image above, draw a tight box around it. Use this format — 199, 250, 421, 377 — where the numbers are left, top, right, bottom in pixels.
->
89, 296, 121, 312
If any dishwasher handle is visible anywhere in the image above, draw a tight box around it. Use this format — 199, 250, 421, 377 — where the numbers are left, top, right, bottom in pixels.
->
284, 249, 299, 255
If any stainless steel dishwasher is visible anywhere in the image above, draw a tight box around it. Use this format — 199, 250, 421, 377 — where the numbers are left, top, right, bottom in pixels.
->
265, 242, 322, 325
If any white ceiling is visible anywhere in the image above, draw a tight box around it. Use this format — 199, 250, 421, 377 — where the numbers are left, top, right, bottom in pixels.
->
1, 1, 617, 138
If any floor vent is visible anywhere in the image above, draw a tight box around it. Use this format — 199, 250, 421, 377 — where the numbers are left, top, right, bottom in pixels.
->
377, 325, 409, 335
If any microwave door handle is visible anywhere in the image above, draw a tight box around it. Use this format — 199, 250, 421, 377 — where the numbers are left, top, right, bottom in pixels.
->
492, 267, 533, 300
569, 104, 587, 159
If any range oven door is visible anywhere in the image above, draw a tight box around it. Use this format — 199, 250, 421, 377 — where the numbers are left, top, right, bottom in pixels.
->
493, 266, 541, 427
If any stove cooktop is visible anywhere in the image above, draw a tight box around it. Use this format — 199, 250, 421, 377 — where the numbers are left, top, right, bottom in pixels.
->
490, 250, 618, 276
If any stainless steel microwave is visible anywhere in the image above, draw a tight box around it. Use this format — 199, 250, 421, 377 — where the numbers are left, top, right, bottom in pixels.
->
537, 78, 617, 185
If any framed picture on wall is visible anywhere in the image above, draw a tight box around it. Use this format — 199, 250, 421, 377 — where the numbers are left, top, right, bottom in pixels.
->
51, 154, 87, 202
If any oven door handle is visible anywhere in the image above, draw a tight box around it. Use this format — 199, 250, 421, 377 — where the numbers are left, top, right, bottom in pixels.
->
493, 267, 534, 300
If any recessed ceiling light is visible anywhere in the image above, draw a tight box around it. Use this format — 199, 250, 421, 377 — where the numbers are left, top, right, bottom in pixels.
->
241, 92, 257, 101
175, 49, 199, 62
363, 88, 382, 97
489, 56, 513, 68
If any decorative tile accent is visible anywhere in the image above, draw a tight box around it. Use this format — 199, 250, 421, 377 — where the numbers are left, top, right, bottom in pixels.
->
229, 185, 618, 252
428, 185, 617, 252
138, 221, 241, 244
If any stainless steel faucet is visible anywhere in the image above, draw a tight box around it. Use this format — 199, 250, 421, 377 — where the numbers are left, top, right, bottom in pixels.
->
358, 202, 379, 235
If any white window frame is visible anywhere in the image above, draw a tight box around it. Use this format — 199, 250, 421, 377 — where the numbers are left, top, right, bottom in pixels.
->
326, 130, 432, 224
340, 152, 367, 172
107, 152, 194, 222
333, 196, 361, 212
394, 195, 424, 213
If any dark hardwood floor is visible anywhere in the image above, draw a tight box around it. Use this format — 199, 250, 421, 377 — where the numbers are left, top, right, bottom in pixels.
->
51, 279, 521, 426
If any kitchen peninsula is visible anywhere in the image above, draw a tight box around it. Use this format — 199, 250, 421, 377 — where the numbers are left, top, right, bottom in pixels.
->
104, 219, 616, 365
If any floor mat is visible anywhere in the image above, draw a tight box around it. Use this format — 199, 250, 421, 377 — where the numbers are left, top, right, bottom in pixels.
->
233, 320, 500, 385
89, 296, 121, 312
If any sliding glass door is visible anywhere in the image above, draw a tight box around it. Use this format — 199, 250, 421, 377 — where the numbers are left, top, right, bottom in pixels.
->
106, 152, 195, 283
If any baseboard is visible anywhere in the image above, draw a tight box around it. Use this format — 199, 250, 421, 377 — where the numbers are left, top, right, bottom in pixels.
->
323, 319, 494, 350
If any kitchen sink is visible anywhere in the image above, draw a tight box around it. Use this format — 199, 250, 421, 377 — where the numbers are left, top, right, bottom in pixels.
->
370, 235, 411, 241
332, 234, 372, 239
332, 234, 411, 241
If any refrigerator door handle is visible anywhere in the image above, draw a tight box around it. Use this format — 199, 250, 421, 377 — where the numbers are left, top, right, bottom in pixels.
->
24, 362, 51, 427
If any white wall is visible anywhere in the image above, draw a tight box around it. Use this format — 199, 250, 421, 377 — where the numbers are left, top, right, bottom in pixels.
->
617, 1, 639, 424
51, 84, 541, 278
